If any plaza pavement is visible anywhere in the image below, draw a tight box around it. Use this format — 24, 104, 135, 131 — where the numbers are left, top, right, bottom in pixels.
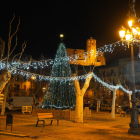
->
0, 110, 140, 140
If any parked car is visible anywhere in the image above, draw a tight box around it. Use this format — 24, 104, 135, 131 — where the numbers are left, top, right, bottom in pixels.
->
121, 106, 130, 111
100, 104, 111, 111
84, 104, 90, 108
89, 104, 96, 110
4, 96, 33, 111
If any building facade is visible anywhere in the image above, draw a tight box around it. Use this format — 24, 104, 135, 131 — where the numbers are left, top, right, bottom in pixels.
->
84, 56, 140, 107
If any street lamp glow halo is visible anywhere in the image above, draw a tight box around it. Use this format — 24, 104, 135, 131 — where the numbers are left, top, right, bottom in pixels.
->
128, 20, 133, 27
60, 34, 64, 38
31, 76, 35, 80
119, 30, 125, 39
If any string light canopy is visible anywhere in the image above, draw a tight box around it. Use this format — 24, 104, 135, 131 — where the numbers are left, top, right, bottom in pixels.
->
1, 39, 140, 70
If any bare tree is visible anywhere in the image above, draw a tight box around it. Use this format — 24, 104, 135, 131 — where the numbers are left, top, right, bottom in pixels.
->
118, 64, 132, 108
0, 14, 26, 115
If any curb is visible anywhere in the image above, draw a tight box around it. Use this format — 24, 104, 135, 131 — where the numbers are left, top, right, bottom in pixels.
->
0, 131, 29, 137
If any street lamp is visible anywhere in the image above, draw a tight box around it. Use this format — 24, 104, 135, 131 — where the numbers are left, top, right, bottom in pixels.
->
119, 0, 140, 135
31, 76, 35, 94
60, 34, 64, 42
42, 87, 46, 93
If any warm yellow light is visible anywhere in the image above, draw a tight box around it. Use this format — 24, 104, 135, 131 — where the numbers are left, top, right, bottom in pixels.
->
125, 30, 132, 41
42, 87, 46, 92
60, 34, 64, 38
128, 20, 133, 27
132, 28, 138, 35
119, 30, 125, 39
31, 76, 35, 80
125, 34, 131, 41
138, 30, 140, 35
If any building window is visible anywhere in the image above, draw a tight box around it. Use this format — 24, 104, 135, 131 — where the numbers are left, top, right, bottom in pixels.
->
135, 76, 139, 85
15, 75, 19, 81
102, 70, 105, 77
123, 68, 127, 74
112, 79, 115, 85
111, 70, 114, 76
24, 76, 26, 82
24, 85, 26, 91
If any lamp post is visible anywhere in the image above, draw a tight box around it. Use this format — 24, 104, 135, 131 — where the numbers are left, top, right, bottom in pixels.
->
42, 86, 46, 97
31, 76, 35, 94
119, 0, 140, 135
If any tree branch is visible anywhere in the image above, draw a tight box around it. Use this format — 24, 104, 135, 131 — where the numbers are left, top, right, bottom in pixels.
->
82, 73, 93, 96
10, 41, 27, 73
0, 35, 18, 61
6, 14, 20, 70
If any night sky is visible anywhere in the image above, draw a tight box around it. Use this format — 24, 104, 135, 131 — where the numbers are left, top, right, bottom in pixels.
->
1, 0, 140, 60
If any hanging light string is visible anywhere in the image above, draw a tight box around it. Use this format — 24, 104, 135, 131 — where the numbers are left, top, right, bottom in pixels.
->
10, 67, 134, 94
0, 40, 133, 70
4, 40, 140, 94
1, 40, 140, 71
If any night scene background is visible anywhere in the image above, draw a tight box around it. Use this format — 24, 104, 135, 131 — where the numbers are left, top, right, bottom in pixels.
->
1, 0, 140, 61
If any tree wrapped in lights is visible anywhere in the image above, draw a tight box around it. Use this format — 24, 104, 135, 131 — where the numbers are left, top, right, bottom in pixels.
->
42, 43, 76, 109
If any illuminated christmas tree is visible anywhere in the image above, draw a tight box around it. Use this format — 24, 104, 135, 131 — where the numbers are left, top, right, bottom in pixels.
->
42, 42, 76, 109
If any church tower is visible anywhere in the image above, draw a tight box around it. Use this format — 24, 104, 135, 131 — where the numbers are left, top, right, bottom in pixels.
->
86, 37, 96, 65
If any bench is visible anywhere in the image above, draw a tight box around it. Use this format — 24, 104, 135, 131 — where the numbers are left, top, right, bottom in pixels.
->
120, 111, 126, 117
36, 113, 59, 127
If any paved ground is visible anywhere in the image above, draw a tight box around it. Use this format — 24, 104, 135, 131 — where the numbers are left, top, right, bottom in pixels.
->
0, 110, 140, 140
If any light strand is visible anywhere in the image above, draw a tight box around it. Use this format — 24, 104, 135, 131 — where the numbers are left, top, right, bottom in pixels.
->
10, 68, 135, 94
0, 40, 133, 70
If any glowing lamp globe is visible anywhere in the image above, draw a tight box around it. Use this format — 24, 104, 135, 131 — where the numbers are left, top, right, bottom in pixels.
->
132, 28, 138, 35
128, 20, 133, 27
42, 87, 46, 92
60, 34, 64, 38
119, 29, 125, 39
125, 29, 132, 41
125, 34, 131, 41
31, 76, 35, 80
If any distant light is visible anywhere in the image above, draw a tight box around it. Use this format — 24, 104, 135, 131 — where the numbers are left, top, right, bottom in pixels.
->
119, 30, 125, 39
119, 26, 125, 39
31, 76, 35, 80
60, 34, 64, 38
125, 30, 132, 41
132, 28, 138, 35
42, 87, 46, 92
128, 20, 133, 27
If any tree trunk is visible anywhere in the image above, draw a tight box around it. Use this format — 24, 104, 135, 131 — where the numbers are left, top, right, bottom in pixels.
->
75, 91, 83, 123
129, 93, 132, 108
111, 89, 116, 119
98, 100, 100, 112
96, 99, 100, 112
1, 83, 10, 115
97, 101, 99, 112
74, 73, 93, 123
